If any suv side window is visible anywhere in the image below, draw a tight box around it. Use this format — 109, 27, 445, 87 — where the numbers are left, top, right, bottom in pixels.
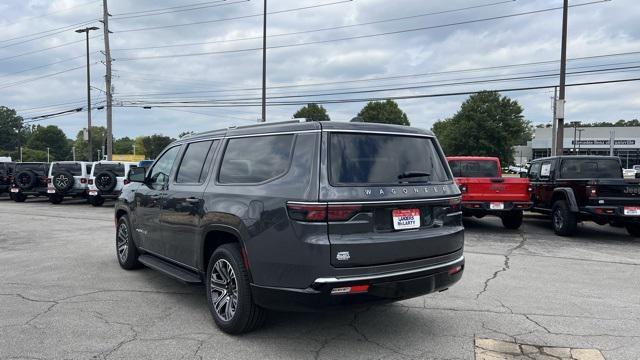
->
528, 162, 541, 180
148, 146, 181, 190
219, 135, 294, 184
539, 161, 552, 180
175, 140, 216, 184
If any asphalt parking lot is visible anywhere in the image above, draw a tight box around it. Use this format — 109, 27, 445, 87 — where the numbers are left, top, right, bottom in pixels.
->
1, 197, 639, 360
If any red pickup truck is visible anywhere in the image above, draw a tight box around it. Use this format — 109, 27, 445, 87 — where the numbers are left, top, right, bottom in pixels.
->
447, 156, 532, 229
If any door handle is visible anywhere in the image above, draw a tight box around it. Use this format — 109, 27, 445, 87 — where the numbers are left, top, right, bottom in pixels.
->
186, 197, 200, 203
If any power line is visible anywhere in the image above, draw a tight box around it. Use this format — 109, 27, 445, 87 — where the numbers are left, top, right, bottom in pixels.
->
0, 55, 89, 78
0, 64, 95, 90
115, 0, 608, 61
118, 66, 640, 106
117, 77, 640, 108
114, 0, 354, 33
112, 0, 516, 51
114, 50, 640, 97
0, 0, 100, 29
118, 63, 640, 102
111, 0, 250, 21
0, 36, 102, 63
112, 0, 227, 17
0, 19, 99, 48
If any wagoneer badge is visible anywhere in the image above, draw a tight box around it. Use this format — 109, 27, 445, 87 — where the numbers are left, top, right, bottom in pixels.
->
336, 251, 351, 261
364, 186, 449, 197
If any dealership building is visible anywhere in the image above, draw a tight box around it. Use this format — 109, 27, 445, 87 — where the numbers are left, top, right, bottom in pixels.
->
522, 126, 640, 168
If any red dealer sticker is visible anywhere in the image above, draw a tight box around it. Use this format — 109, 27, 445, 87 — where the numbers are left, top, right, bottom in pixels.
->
392, 208, 421, 230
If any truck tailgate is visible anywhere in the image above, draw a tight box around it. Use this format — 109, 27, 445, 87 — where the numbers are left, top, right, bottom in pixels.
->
458, 178, 530, 202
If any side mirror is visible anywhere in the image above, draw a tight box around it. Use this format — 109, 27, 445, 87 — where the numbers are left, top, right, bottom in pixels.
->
128, 166, 146, 183
520, 172, 527, 178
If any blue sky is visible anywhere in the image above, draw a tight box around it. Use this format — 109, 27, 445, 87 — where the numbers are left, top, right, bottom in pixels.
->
0, 0, 639, 139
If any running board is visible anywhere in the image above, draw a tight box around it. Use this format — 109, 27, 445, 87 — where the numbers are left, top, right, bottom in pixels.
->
138, 255, 202, 284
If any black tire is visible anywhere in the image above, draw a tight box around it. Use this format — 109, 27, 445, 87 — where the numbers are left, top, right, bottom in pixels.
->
551, 200, 578, 236
90, 196, 105, 207
15, 170, 37, 190
116, 215, 142, 270
501, 210, 523, 229
206, 244, 266, 334
625, 223, 640, 237
95, 171, 117, 192
13, 193, 26, 202
49, 194, 63, 204
52, 170, 74, 192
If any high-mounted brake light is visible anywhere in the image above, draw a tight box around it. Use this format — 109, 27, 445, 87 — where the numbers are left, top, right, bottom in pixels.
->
286, 203, 362, 222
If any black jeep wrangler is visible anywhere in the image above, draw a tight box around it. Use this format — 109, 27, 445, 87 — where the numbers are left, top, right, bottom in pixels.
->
10, 162, 50, 202
115, 121, 465, 334
528, 156, 640, 236
0, 162, 15, 196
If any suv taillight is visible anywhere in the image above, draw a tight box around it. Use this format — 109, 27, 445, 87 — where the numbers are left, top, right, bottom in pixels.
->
458, 184, 467, 193
586, 186, 597, 198
88, 179, 94, 185
124, 179, 130, 185
80, 178, 87, 184
45, 177, 51, 183
287, 203, 362, 222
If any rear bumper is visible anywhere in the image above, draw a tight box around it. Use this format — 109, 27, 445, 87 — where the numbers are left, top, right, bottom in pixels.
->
462, 201, 532, 212
10, 187, 48, 195
47, 188, 88, 197
251, 255, 464, 312
89, 189, 122, 199
584, 205, 640, 220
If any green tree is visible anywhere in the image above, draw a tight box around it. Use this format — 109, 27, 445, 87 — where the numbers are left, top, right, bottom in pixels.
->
134, 136, 147, 158
27, 125, 70, 161
141, 134, 174, 159
74, 126, 106, 161
114, 137, 135, 155
0, 106, 24, 152
432, 91, 532, 165
178, 131, 196, 138
357, 100, 409, 126
293, 103, 330, 121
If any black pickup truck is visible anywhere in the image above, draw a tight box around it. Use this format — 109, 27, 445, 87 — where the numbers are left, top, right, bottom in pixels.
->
528, 156, 640, 237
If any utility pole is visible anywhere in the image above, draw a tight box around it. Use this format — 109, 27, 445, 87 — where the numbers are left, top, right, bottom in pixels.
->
555, 0, 569, 155
75, 26, 99, 162
577, 129, 584, 155
571, 122, 578, 153
609, 131, 615, 156
72, 146, 76, 161
102, 0, 114, 160
551, 86, 558, 156
47, 147, 50, 163
261, 0, 267, 122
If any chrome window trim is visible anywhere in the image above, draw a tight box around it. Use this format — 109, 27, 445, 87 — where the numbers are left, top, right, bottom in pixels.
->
287, 196, 459, 206
321, 129, 434, 138
313, 256, 464, 284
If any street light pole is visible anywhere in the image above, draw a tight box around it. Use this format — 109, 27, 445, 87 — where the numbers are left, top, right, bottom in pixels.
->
75, 26, 99, 161
261, 0, 267, 122
577, 129, 584, 155
47, 147, 50, 162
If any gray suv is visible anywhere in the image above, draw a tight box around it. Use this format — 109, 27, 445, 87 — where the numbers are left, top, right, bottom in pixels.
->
115, 121, 465, 334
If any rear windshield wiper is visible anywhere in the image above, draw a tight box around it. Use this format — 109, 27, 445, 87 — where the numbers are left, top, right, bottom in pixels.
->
398, 171, 430, 179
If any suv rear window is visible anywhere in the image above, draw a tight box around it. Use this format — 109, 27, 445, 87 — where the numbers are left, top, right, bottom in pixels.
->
52, 163, 83, 176
329, 133, 450, 185
560, 158, 622, 179
94, 163, 125, 177
14, 163, 47, 175
219, 135, 294, 184
449, 160, 498, 178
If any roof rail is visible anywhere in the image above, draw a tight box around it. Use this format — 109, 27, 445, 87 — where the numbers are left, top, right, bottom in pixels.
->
227, 119, 305, 130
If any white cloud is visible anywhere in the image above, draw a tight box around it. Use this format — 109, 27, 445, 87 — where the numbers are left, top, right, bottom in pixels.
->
0, 0, 638, 139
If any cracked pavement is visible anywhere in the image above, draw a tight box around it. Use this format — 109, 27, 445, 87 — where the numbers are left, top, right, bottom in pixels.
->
1, 198, 639, 359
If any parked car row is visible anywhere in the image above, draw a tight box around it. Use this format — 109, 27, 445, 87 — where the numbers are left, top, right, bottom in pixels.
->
0, 160, 144, 206
446, 155, 640, 237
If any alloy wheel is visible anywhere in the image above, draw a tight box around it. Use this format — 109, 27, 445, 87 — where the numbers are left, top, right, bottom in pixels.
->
116, 222, 129, 263
210, 259, 238, 322
553, 209, 564, 230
